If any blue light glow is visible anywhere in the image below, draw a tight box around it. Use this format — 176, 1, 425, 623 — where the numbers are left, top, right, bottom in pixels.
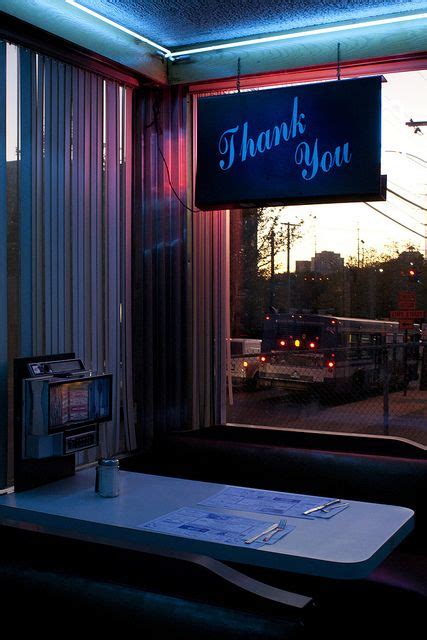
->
168, 12, 427, 58
65, 0, 172, 55
64, 3, 427, 60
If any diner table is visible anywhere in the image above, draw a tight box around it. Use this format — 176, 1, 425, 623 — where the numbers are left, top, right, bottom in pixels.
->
0, 468, 414, 610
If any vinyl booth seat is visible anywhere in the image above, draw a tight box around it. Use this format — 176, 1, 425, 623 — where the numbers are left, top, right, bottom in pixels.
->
0, 526, 305, 639
1, 426, 424, 639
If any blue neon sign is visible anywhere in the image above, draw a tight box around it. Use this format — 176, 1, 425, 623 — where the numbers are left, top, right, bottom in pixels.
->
195, 76, 384, 210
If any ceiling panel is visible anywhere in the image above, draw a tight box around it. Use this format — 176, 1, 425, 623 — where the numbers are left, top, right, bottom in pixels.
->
1, 0, 426, 84
81, 0, 427, 47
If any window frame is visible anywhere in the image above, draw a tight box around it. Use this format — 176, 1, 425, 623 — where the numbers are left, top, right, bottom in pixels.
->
189, 52, 427, 448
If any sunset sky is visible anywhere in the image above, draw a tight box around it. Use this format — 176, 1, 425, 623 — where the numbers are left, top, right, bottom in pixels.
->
273, 70, 427, 270
6, 45, 426, 270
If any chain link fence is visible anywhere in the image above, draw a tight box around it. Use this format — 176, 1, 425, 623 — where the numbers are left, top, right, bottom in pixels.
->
227, 342, 427, 446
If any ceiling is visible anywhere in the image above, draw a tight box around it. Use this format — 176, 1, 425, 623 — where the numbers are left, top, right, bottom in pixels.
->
80, 0, 427, 48
0, 0, 427, 84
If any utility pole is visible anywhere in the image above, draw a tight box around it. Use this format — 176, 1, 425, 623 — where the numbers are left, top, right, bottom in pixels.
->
357, 224, 360, 269
266, 217, 302, 312
269, 229, 275, 310
286, 221, 302, 311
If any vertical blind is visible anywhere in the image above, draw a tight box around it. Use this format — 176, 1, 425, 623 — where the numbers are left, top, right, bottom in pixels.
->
133, 86, 190, 445
0, 42, 7, 488
2, 49, 231, 485
190, 95, 229, 428
133, 86, 229, 440
190, 206, 229, 428
7, 45, 136, 468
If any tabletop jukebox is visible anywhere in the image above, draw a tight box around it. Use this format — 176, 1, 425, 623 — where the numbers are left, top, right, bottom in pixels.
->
20, 356, 112, 459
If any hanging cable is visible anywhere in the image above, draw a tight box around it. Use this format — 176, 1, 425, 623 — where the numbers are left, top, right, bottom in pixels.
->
337, 43, 341, 80
237, 57, 241, 93
149, 92, 201, 213
386, 200, 426, 227
149, 90, 258, 214
385, 148, 427, 167
364, 202, 426, 238
388, 178, 427, 198
387, 187, 427, 211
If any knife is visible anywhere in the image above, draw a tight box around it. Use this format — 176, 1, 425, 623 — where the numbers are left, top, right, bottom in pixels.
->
303, 499, 341, 515
245, 522, 279, 544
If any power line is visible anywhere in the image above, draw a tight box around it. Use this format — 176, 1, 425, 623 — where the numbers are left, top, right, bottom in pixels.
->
385, 149, 427, 167
404, 152, 427, 165
385, 200, 425, 227
364, 202, 426, 239
388, 179, 427, 197
387, 187, 427, 211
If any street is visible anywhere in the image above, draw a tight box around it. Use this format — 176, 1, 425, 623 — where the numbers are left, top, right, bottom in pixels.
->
227, 382, 427, 446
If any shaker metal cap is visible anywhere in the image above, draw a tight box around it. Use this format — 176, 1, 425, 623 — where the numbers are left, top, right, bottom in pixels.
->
99, 458, 119, 466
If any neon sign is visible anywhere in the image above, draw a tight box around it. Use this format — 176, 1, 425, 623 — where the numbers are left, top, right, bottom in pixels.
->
195, 76, 385, 210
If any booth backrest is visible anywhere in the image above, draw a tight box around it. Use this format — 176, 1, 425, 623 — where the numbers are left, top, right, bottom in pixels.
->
127, 429, 427, 553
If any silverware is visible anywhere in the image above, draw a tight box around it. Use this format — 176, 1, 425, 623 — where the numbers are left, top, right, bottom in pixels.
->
303, 498, 341, 515
322, 502, 349, 512
263, 519, 287, 542
245, 522, 279, 544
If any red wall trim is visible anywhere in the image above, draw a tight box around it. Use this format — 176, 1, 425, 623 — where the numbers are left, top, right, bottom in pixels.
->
189, 51, 427, 94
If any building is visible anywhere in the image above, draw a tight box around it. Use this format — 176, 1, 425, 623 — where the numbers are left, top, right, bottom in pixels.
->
311, 251, 344, 275
295, 260, 312, 273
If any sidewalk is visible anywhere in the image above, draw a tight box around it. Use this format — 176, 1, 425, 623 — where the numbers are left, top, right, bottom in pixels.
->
227, 384, 427, 447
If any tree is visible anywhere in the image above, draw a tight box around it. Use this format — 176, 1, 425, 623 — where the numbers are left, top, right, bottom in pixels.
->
256, 207, 304, 312
230, 209, 265, 337
257, 207, 303, 277
230, 207, 304, 336
344, 243, 425, 319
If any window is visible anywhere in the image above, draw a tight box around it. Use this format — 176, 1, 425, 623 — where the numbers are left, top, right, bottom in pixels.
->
1, 41, 136, 481
228, 69, 427, 447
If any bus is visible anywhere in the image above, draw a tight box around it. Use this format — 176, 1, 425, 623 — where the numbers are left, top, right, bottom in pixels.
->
258, 313, 420, 396
229, 338, 262, 388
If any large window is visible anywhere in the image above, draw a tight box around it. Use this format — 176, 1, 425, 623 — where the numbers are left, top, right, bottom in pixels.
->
227, 69, 427, 447
1, 41, 135, 486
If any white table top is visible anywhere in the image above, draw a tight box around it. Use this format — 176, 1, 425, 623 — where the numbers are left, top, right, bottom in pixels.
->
0, 468, 414, 579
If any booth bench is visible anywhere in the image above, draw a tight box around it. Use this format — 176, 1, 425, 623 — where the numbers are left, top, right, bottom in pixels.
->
0, 426, 425, 638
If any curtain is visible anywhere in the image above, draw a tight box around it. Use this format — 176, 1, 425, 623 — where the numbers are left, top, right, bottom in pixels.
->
133, 86, 190, 446
190, 94, 229, 428
14, 48, 136, 462
190, 207, 229, 428
0, 41, 7, 489
132, 85, 229, 448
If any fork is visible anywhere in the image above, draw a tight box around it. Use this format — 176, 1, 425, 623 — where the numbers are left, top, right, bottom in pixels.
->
263, 519, 287, 542
245, 522, 280, 544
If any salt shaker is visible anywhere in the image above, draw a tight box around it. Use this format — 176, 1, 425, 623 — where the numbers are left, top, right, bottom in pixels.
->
95, 458, 120, 497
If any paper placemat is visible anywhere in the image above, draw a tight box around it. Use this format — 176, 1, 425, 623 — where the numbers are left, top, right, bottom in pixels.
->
138, 507, 295, 547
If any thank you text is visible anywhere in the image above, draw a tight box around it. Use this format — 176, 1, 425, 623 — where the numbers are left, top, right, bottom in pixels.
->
195, 76, 382, 209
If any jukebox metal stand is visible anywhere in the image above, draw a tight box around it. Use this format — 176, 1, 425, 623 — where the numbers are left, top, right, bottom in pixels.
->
14, 353, 112, 492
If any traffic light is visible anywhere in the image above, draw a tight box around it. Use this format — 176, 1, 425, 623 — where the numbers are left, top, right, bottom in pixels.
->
407, 264, 421, 283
